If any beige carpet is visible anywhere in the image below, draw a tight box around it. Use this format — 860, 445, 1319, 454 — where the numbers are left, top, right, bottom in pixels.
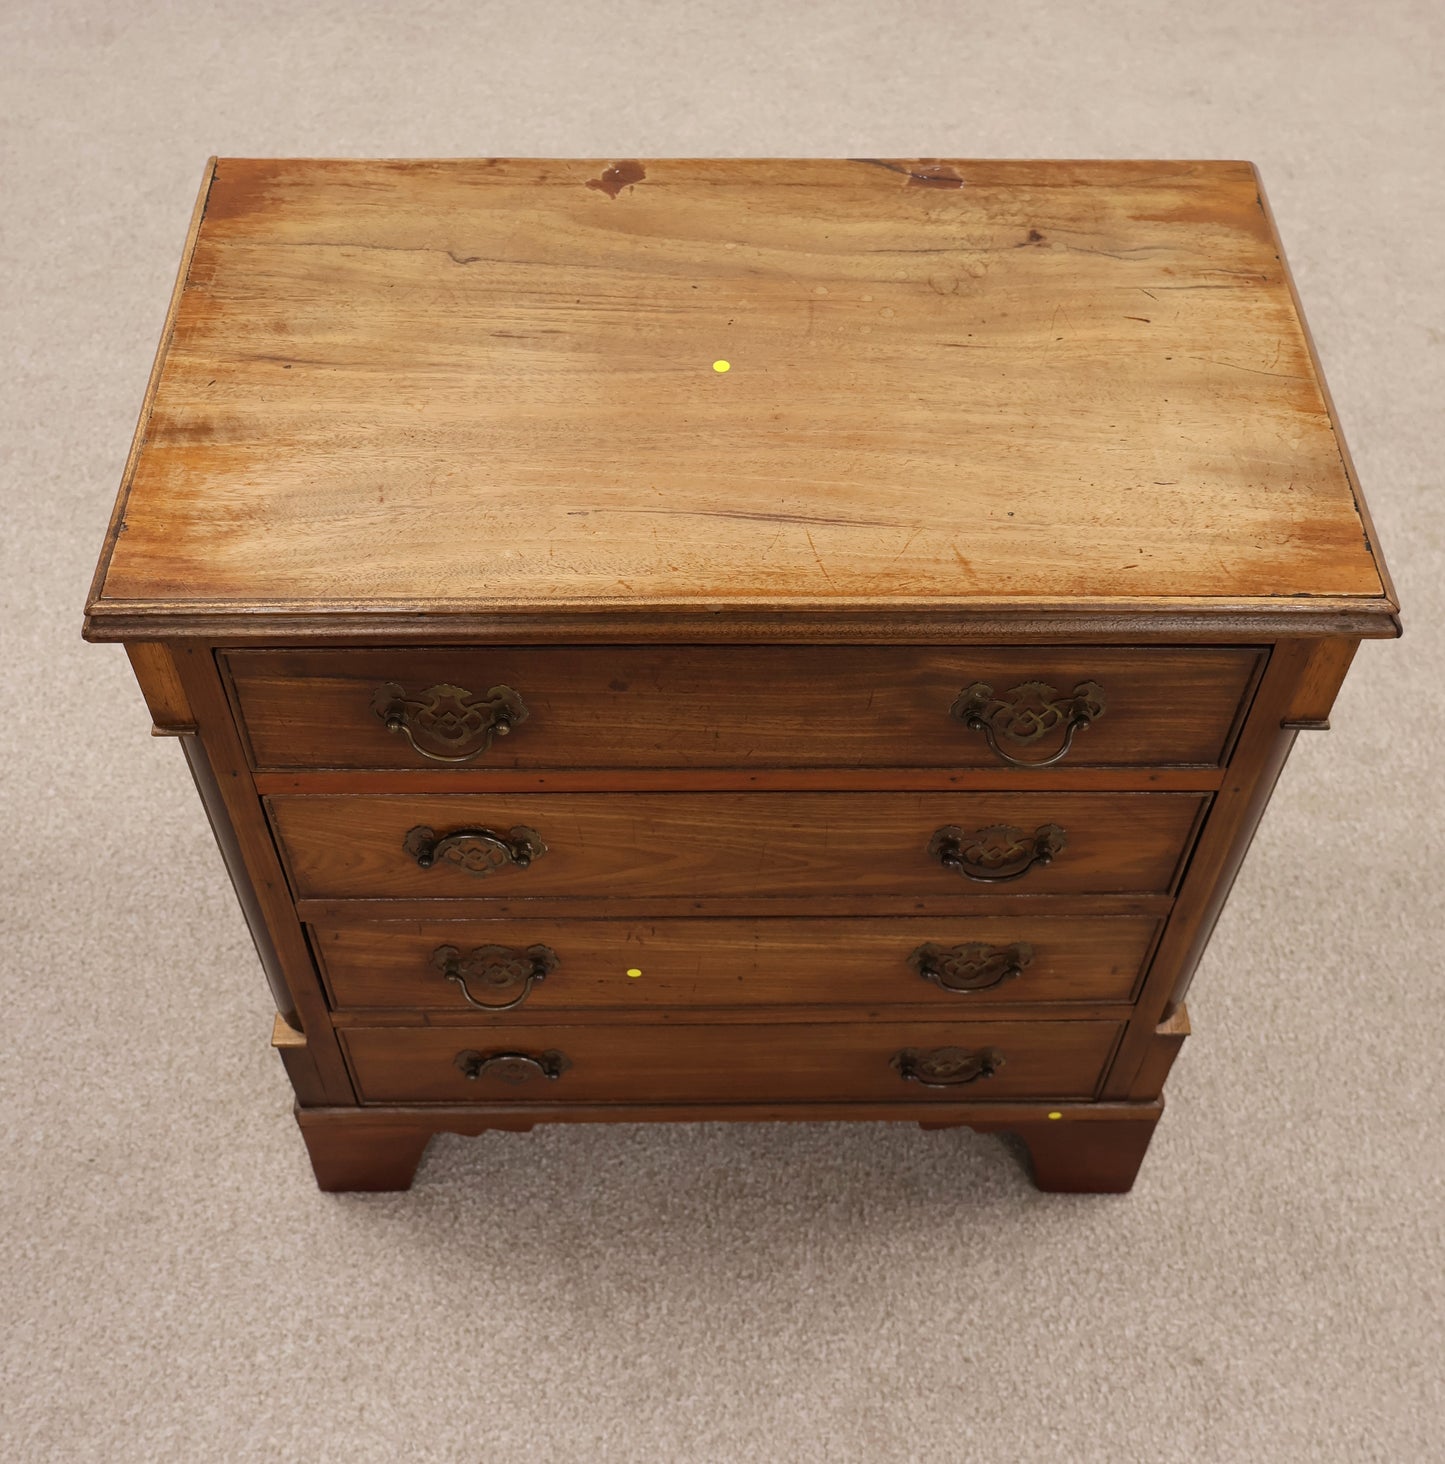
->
3, 2, 1441, 1460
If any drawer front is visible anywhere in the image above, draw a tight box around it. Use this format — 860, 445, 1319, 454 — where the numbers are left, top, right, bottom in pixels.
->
269, 791, 1207, 900
226, 645, 1261, 771
340, 1020, 1124, 1104
315, 916, 1159, 1012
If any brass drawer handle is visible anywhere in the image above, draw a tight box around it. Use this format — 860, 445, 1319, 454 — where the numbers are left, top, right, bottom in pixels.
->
403, 824, 547, 876
951, 679, 1105, 768
371, 681, 528, 763
433, 942, 559, 1011
454, 1049, 571, 1084
929, 823, 1066, 883
909, 941, 1034, 993
892, 1046, 1005, 1087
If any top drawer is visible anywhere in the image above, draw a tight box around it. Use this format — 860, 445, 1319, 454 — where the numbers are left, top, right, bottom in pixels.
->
223, 645, 1262, 773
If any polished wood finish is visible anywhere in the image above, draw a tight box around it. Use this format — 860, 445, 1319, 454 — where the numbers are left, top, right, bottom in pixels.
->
255, 766, 1225, 795
1281, 637, 1360, 730
85, 159, 1396, 645
87, 159, 1394, 1195
125, 642, 195, 735
267, 790, 1207, 900
1102, 640, 1315, 1056
297, 1109, 434, 1193
313, 914, 1161, 1013
224, 645, 1261, 772
1128, 1006, 1191, 1100
296, 891, 1174, 923
296, 1098, 1165, 1193
170, 647, 355, 1103
270, 1012, 327, 1108
972, 1110, 1162, 1193
181, 733, 304, 1034
340, 1019, 1123, 1105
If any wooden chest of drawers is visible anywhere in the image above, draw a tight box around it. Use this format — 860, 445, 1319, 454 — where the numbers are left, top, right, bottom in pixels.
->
84, 158, 1397, 1193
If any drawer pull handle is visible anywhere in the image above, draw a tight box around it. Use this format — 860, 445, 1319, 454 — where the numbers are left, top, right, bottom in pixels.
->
403, 824, 547, 876
371, 681, 528, 763
952, 679, 1106, 767
909, 941, 1034, 994
892, 1046, 1005, 1087
929, 823, 1066, 883
454, 1049, 571, 1084
433, 942, 559, 1011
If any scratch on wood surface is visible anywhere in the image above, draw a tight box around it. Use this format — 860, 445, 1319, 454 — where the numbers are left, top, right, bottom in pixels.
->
887, 528, 924, 566
1058, 243, 1167, 261
619, 507, 905, 529
1197, 356, 1305, 380
804, 528, 836, 586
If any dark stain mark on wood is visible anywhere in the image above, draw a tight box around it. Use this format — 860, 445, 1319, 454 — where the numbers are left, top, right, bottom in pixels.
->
907, 161, 964, 189
586, 161, 646, 199
200, 159, 285, 225
852, 159, 965, 189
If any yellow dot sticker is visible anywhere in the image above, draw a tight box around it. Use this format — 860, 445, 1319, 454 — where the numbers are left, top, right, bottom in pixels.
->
1047, 1111, 1063, 1120
712, 360, 730, 373
626, 968, 643, 979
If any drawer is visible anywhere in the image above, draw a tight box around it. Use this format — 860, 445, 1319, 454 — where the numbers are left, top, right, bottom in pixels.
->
314, 915, 1160, 1012
269, 791, 1208, 900
340, 1019, 1124, 1104
224, 645, 1262, 771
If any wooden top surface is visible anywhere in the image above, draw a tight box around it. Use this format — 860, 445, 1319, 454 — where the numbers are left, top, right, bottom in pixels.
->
86, 157, 1396, 640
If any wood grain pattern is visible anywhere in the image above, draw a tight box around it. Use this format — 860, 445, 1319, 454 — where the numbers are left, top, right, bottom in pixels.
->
125, 642, 195, 734
969, 1109, 1162, 1192
1128, 1005, 1190, 1100
293, 1098, 1164, 1191
340, 1018, 1123, 1105
296, 891, 1173, 923
225, 644, 1261, 772
170, 647, 356, 1103
270, 1012, 326, 1107
85, 157, 215, 619
84, 158, 1396, 642
88, 159, 1395, 1196
1281, 637, 1359, 728
1100, 639, 1314, 1087
312, 914, 1161, 1012
266, 790, 1208, 900
297, 1111, 433, 1192
256, 767, 1225, 795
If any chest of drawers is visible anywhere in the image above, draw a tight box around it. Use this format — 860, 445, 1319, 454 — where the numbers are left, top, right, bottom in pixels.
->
85, 158, 1397, 1193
